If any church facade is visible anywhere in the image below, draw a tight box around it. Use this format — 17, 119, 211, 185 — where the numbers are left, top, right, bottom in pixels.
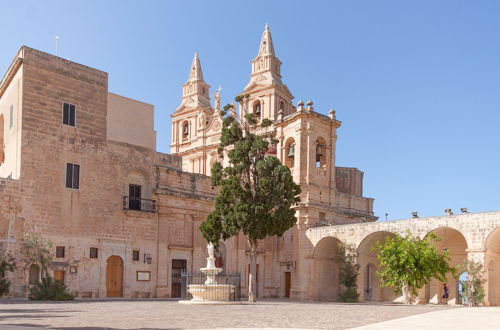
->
0, 26, 498, 304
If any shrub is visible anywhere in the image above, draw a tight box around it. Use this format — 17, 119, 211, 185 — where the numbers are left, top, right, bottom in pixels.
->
28, 276, 74, 301
0, 253, 16, 296
338, 287, 359, 302
335, 243, 360, 302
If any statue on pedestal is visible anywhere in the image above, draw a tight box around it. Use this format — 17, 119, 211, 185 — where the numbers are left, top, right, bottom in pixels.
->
213, 86, 222, 111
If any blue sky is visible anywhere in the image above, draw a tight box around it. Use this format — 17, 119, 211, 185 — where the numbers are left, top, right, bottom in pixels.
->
1, 0, 499, 221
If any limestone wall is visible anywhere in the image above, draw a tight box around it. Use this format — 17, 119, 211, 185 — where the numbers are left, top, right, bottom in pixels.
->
107, 92, 156, 150
0, 65, 23, 179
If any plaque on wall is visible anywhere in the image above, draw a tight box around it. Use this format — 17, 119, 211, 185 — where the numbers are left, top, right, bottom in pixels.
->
136, 271, 151, 281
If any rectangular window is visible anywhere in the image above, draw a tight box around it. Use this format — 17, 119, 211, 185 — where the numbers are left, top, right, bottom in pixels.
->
129, 184, 142, 210
9, 105, 13, 128
56, 246, 65, 258
65, 163, 80, 189
62, 102, 76, 127
132, 250, 140, 261
90, 247, 98, 259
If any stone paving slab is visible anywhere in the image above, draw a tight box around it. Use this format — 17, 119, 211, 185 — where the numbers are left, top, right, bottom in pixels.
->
0, 299, 454, 329
350, 307, 500, 330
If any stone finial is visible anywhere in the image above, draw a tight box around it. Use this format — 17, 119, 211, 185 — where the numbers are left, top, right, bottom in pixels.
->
306, 99, 314, 111
329, 108, 336, 120
297, 99, 304, 111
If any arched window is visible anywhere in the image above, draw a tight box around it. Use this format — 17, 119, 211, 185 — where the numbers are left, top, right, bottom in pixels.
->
279, 101, 285, 113
253, 100, 262, 118
284, 138, 295, 168
182, 121, 189, 139
316, 139, 326, 168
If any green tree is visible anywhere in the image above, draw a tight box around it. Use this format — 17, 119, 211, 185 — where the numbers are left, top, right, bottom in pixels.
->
0, 252, 16, 296
373, 232, 455, 304
21, 233, 53, 279
335, 242, 360, 302
458, 260, 485, 306
200, 103, 301, 302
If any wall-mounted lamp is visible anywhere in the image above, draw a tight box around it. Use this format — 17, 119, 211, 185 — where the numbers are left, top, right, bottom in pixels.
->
144, 253, 152, 264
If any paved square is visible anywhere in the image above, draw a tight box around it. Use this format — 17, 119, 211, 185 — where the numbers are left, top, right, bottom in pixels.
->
0, 299, 455, 329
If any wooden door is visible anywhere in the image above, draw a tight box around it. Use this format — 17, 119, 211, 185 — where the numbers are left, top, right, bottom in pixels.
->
171, 259, 186, 298
285, 272, 291, 298
106, 256, 123, 297
53, 270, 65, 283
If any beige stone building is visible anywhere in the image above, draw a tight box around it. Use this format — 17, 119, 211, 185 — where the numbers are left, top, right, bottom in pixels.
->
0, 26, 498, 304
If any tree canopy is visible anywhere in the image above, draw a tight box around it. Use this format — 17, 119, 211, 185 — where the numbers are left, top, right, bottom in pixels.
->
200, 104, 301, 302
21, 233, 53, 278
373, 232, 455, 304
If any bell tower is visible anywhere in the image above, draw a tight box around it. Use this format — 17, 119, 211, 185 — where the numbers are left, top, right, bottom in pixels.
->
171, 52, 213, 154
239, 24, 294, 122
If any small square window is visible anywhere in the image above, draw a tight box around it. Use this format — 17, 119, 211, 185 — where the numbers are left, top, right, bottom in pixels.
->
56, 246, 65, 258
90, 247, 98, 259
132, 250, 140, 261
62, 102, 76, 127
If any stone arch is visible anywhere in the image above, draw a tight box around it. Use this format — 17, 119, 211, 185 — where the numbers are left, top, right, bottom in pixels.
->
485, 226, 500, 305
313, 236, 341, 301
0, 114, 4, 165
253, 100, 262, 118
315, 137, 326, 168
279, 100, 285, 114
182, 120, 190, 139
284, 137, 295, 169
423, 227, 468, 304
357, 231, 396, 301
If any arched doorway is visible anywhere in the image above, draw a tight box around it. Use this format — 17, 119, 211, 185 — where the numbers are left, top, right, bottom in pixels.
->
28, 264, 40, 285
357, 231, 395, 301
425, 227, 468, 304
106, 256, 123, 297
457, 272, 468, 305
485, 227, 500, 305
313, 237, 341, 301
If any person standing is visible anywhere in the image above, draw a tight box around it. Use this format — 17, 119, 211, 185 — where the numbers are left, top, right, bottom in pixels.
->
442, 283, 449, 304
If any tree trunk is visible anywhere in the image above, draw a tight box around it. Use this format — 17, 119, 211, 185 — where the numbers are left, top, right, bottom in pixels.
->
248, 241, 257, 303
467, 281, 475, 307
402, 283, 411, 305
